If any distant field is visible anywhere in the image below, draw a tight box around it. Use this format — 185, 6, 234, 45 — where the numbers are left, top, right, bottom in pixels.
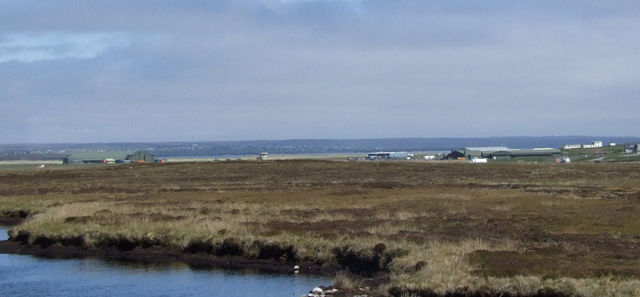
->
1, 161, 639, 296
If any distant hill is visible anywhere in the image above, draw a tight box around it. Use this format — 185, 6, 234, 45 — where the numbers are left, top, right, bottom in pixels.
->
1, 136, 639, 160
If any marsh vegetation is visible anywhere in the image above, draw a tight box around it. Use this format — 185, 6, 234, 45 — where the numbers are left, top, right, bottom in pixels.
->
1, 160, 639, 296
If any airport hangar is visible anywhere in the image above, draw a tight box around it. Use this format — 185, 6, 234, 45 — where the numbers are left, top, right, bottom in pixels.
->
446, 147, 562, 162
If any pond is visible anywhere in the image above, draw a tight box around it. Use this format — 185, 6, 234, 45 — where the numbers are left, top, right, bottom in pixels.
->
0, 228, 330, 297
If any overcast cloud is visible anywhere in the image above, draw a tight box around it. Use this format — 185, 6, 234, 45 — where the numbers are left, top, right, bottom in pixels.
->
1, 0, 639, 143
0, 32, 132, 63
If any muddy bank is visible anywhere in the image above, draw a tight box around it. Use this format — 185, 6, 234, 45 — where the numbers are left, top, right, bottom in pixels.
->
0, 238, 380, 297
0, 239, 578, 297
0, 224, 580, 297
0, 214, 26, 226
3, 229, 406, 276
0, 239, 334, 276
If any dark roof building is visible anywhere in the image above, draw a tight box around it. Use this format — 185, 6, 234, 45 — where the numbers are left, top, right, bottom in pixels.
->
367, 152, 391, 160
625, 143, 639, 153
446, 147, 512, 160
446, 147, 561, 162
126, 151, 155, 163
63, 150, 154, 164
487, 149, 561, 162
444, 150, 465, 160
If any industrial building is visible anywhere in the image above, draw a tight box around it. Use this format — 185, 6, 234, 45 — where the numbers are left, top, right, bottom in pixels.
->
487, 148, 562, 161
367, 152, 414, 160
625, 143, 640, 153
63, 150, 155, 164
125, 151, 155, 163
367, 152, 390, 160
446, 147, 561, 162
446, 147, 510, 160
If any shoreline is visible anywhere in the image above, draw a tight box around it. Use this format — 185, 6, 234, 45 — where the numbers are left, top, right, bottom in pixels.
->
0, 224, 380, 297
0, 217, 367, 297
0, 216, 25, 226
0, 238, 575, 297
0, 227, 573, 297
0, 239, 335, 276
0, 218, 333, 276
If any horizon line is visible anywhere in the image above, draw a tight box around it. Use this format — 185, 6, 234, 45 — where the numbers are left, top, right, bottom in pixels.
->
1, 135, 639, 146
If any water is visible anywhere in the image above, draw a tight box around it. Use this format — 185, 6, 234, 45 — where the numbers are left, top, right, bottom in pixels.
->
0, 228, 329, 297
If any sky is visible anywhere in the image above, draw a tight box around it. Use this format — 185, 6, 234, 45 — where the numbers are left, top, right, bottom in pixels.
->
1, 0, 639, 143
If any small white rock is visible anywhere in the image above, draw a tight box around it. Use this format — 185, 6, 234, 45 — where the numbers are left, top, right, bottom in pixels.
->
294, 265, 300, 270
312, 287, 323, 294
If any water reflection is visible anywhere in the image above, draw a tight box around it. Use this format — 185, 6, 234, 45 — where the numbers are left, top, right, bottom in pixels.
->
0, 228, 329, 297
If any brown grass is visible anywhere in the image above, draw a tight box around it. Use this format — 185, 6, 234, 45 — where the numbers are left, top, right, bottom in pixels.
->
1, 160, 640, 296
333, 271, 362, 290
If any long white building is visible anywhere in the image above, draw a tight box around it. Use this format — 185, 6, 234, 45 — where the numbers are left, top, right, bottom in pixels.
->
563, 140, 603, 150
563, 144, 581, 150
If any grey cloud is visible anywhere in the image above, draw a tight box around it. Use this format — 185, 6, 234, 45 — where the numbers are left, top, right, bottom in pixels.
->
0, 32, 132, 63
1, 1, 639, 142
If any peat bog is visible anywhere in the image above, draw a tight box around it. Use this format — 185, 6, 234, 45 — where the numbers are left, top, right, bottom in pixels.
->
1, 160, 639, 296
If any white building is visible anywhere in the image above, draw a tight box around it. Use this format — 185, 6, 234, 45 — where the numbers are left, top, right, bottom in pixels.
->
583, 140, 603, 149
563, 144, 582, 150
471, 158, 488, 163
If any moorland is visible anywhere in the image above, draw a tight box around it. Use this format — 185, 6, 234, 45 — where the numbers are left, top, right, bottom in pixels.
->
0, 160, 639, 297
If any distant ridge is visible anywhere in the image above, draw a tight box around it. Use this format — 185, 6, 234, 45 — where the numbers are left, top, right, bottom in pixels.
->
2, 136, 639, 158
